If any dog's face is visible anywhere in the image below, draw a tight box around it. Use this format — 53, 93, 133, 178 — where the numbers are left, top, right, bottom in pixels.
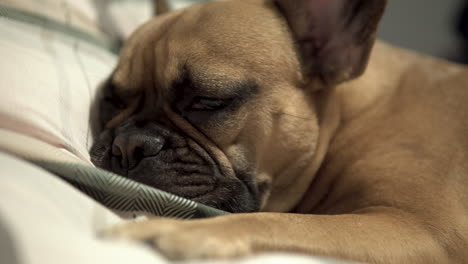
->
91, 0, 386, 213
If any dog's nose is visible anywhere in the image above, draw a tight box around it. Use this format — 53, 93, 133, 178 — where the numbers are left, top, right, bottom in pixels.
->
112, 134, 165, 169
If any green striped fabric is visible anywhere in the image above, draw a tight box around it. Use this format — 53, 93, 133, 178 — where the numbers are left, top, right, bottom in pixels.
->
0, 4, 118, 53
33, 160, 229, 219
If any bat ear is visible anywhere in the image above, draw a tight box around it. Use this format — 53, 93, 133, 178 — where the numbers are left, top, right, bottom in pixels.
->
274, 0, 387, 88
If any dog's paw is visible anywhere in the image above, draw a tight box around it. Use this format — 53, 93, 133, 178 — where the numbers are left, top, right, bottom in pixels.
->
104, 217, 252, 260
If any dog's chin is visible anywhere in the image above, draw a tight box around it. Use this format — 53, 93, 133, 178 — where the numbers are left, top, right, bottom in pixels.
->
90, 133, 260, 213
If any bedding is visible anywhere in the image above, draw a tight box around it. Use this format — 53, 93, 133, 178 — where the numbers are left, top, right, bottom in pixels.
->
0, 0, 349, 263
0, 0, 229, 219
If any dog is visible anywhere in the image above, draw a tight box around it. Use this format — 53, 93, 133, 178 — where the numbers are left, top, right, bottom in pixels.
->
90, 0, 468, 262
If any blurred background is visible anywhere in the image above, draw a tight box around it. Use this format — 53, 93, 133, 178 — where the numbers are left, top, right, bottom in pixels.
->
378, 0, 468, 64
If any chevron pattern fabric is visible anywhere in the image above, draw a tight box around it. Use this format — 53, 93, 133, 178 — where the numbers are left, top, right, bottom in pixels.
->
33, 160, 228, 219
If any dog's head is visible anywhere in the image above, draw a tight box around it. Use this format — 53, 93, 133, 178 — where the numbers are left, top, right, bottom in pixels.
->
91, 0, 386, 213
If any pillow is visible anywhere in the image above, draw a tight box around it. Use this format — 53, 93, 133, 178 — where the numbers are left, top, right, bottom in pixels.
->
0, 1, 227, 218
0, 2, 116, 164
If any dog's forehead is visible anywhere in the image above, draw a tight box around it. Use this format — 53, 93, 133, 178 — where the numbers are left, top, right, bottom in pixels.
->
164, 1, 298, 84
182, 0, 290, 56
113, 0, 299, 96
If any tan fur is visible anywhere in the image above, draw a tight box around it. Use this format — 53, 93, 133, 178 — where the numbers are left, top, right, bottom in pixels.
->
106, 0, 468, 263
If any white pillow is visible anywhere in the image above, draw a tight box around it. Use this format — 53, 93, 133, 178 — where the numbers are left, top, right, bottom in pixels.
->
0, 5, 116, 164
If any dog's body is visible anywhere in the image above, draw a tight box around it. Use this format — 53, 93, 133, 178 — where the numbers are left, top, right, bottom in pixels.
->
91, 0, 468, 262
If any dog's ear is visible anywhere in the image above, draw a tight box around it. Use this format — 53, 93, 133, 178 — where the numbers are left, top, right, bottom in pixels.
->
274, 0, 387, 87
154, 0, 170, 15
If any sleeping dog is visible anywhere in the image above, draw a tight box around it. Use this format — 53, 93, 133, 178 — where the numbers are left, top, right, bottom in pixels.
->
91, 0, 468, 262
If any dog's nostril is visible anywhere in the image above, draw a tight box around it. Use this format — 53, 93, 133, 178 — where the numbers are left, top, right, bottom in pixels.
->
132, 146, 144, 166
112, 136, 128, 169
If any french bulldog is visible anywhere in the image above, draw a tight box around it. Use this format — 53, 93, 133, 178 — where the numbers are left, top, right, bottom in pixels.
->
91, 0, 468, 262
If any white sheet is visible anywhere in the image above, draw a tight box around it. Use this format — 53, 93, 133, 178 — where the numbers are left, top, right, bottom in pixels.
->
0, 152, 350, 264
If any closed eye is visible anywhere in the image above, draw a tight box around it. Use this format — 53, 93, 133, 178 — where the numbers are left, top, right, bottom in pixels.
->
186, 97, 233, 112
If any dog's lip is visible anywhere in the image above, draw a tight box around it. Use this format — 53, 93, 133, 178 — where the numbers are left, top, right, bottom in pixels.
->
173, 174, 216, 185
168, 184, 216, 199
121, 156, 219, 199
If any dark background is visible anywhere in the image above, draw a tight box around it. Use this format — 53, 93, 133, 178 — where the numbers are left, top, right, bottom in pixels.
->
378, 0, 468, 64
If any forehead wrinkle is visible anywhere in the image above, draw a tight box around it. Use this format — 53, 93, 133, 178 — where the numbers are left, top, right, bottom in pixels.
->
197, 78, 258, 99
165, 65, 258, 105
115, 16, 168, 92
188, 66, 259, 98
156, 39, 182, 100
147, 11, 190, 108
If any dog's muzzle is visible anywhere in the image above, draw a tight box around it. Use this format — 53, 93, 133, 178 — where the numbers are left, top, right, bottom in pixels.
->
91, 120, 220, 200
90, 118, 260, 213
